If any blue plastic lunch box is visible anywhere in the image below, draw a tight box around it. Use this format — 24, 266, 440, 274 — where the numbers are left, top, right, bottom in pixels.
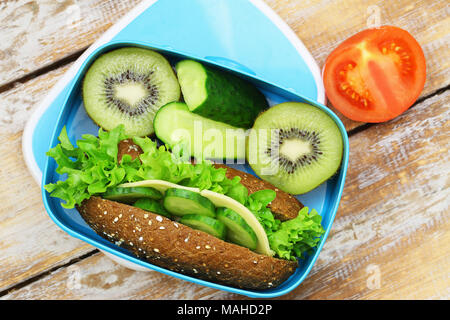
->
26, 0, 349, 298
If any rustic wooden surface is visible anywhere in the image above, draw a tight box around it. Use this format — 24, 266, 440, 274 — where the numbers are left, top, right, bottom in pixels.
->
0, 0, 448, 300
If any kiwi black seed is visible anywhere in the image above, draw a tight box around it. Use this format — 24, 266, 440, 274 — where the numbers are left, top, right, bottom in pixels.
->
82, 47, 180, 137
247, 102, 343, 195
265, 128, 324, 174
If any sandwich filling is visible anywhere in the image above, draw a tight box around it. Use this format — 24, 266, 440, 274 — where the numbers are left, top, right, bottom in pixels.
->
45, 125, 325, 260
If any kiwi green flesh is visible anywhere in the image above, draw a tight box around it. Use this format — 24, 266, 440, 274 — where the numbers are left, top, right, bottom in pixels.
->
82, 47, 180, 137
247, 102, 343, 195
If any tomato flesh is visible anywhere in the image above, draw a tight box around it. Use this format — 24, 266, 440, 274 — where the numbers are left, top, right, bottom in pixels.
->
323, 26, 426, 122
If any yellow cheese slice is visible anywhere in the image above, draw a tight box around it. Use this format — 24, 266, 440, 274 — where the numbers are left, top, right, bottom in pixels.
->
118, 180, 199, 194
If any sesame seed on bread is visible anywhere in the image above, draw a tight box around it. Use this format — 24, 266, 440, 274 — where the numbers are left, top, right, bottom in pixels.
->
77, 196, 298, 290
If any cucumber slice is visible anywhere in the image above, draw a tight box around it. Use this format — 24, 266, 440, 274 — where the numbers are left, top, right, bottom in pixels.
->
153, 102, 246, 160
200, 189, 273, 256
180, 214, 227, 239
216, 207, 258, 250
133, 198, 171, 218
102, 186, 162, 203
175, 60, 269, 128
163, 188, 216, 217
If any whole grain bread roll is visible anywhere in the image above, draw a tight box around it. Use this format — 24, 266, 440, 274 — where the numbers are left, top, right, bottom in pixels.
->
77, 196, 298, 290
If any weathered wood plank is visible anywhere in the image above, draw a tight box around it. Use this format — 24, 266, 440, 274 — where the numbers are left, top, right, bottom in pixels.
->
0, 0, 141, 87
0, 65, 70, 135
0, 64, 97, 292
0, 130, 93, 291
2, 89, 448, 299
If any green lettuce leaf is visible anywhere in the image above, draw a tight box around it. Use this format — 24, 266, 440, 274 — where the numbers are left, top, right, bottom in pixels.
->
268, 207, 325, 260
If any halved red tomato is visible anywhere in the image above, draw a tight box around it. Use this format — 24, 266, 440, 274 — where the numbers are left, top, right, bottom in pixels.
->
323, 26, 426, 122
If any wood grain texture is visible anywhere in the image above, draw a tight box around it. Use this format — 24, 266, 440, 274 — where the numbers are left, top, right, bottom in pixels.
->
1, 253, 228, 300
2, 89, 448, 300
0, 0, 141, 87
0, 128, 93, 292
0, 64, 99, 292
0, 64, 71, 135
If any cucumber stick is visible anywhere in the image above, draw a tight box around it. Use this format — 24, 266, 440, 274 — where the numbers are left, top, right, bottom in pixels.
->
175, 60, 268, 129
154, 102, 246, 160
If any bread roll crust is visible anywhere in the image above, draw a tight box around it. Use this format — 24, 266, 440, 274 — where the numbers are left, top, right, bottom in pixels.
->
77, 196, 298, 290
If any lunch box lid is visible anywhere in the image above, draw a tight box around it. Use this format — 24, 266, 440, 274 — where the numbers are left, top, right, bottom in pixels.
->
23, 0, 348, 298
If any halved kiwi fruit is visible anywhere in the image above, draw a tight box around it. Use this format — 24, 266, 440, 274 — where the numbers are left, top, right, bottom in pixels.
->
82, 47, 180, 137
247, 102, 343, 194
